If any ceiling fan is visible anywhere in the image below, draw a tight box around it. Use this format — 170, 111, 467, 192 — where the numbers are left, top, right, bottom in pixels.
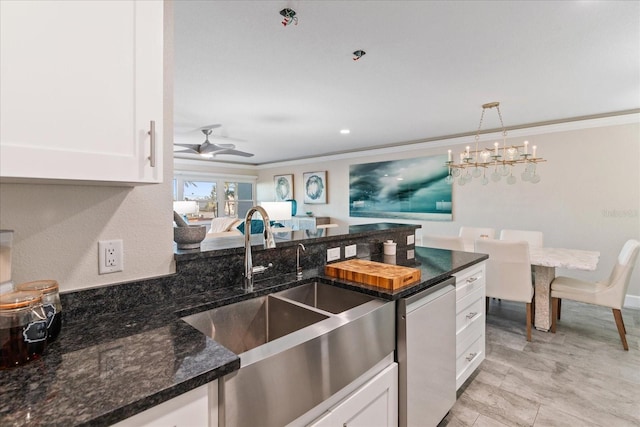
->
174, 126, 254, 158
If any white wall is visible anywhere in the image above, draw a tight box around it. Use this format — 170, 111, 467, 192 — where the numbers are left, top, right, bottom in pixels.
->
0, 2, 176, 293
257, 118, 640, 302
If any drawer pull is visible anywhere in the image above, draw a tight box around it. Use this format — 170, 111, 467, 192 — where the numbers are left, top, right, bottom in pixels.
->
465, 276, 478, 284
465, 352, 477, 362
466, 311, 478, 320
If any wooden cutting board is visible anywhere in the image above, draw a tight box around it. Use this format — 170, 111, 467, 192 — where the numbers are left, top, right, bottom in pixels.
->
325, 259, 421, 290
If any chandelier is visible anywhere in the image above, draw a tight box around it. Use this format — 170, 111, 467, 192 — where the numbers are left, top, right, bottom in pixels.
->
445, 102, 546, 185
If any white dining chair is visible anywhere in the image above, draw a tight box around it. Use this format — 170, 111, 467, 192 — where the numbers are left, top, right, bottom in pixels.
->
459, 227, 496, 252
550, 239, 640, 351
500, 229, 544, 248
475, 239, 534, 341
500, 229, 543, 283
422, 234, 465, 251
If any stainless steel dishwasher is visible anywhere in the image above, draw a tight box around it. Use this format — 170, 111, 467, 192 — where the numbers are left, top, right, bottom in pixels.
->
397, 277, 456, 427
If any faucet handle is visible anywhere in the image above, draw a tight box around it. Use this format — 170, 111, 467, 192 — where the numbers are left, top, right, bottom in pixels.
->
252, 262, 273, 274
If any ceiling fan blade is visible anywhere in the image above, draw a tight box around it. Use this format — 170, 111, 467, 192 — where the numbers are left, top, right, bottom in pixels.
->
211, 143, 236, 150
173, 143, 201, 153
213, 149, 254, 157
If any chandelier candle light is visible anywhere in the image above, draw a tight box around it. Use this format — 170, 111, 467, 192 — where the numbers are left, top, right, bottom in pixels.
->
445, 102, 546, 185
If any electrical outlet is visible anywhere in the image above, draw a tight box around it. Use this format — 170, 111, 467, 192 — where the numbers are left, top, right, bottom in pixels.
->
407, 234, 415, 245
407, 249, 415, 260
327, 247, 341, 262
345, 244, 357, 258
99, 240, 123, 274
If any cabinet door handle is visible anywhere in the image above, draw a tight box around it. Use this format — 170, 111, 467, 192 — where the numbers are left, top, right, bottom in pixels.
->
466, 276, 478, 284
466, 311, 478, 320
148, 120, 156, 167
466, 352, 477, 362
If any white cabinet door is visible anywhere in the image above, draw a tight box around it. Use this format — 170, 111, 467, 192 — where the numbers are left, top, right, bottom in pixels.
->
0, 0, 163, 184
113, 382, 216, 427
310, 363, 398, 427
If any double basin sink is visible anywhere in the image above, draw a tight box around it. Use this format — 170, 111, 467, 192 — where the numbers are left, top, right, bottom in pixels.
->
182, 281, 395, 427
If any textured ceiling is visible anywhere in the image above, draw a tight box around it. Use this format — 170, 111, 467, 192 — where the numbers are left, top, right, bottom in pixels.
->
173, 1, 640, 165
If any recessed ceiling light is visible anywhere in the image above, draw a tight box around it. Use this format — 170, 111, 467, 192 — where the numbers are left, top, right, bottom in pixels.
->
340, 129, 350, 134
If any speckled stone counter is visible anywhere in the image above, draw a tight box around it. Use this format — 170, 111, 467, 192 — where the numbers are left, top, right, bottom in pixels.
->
0, 222, 486, 427
0, 300, 239, 427
326, 246, 488, 300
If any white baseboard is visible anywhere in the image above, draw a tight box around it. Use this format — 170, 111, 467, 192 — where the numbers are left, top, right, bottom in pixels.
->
624, 294, 640, 310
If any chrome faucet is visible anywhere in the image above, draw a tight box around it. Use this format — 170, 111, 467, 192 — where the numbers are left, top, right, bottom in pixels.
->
296, 243, 306, 280
243, 206, 276, 291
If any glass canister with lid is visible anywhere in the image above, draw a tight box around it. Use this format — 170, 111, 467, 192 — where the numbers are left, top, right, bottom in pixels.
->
17, 280, 62, 342
0, 291, 48, 369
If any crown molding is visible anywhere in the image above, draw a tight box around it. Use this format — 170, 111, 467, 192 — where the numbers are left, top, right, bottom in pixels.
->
175, 111, 639, 171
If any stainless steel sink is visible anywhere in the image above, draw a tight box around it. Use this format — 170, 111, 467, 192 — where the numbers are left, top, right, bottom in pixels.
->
181, 281, 395, 427
273, 282, 373, 314
181, 295, 329, 354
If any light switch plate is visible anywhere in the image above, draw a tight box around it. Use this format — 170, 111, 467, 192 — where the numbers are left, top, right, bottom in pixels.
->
345, 244, 357, 258
327, 247, 341, 262
407, 234, 415, 245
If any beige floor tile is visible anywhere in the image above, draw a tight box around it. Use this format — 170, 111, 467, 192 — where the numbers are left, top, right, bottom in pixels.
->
457, 379, 540, 427
533, 404, 602, 427
473, 414, 512, 427
451, 300, 640, 427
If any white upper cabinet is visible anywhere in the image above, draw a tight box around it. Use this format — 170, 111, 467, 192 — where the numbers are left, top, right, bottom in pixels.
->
0, 0, 163, 184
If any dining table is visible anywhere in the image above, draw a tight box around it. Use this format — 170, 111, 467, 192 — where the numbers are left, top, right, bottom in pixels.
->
528, 246, 600, 331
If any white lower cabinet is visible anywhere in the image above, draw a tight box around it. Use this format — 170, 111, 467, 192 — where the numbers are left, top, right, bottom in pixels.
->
453, 262, 486, 389
308, 363, 398, 427
113, 381, 217, 427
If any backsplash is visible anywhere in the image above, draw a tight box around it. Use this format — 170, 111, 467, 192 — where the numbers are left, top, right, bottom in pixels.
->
60, 223, 419, 323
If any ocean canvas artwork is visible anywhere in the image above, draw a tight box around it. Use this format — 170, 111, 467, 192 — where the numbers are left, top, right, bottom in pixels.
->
349, 155, 452, 221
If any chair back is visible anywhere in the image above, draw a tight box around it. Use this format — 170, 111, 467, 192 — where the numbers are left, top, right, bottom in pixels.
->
606, 239, 640, 306
475, 239, 533, 303
459, 227, 495, 251
422, 234, 465, 251
499, 229, 544, 248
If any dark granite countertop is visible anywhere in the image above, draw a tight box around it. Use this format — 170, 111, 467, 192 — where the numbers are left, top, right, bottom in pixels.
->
319, 246, 488, 300
0, 244, 486, 427
0, 302, 239, 427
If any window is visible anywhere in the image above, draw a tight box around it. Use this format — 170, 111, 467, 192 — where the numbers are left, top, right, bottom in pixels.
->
173, 173, 256, 219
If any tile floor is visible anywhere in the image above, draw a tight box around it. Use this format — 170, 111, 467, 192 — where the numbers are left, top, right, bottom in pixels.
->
440, 299, 640, 427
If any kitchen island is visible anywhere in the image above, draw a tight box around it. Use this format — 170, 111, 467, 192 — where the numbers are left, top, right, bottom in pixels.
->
0, 224, 487, 426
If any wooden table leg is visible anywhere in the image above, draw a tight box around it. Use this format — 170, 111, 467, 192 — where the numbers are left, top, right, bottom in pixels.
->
532, 265, 555, 331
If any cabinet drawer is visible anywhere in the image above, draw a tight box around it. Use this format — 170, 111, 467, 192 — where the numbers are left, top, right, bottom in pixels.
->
456, 284, 483, 315
456, 315, 483, 358
456, 292, 484, 335
455, 265, 485, 302
456, 335, 485, 389
456, 335, 483, 378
